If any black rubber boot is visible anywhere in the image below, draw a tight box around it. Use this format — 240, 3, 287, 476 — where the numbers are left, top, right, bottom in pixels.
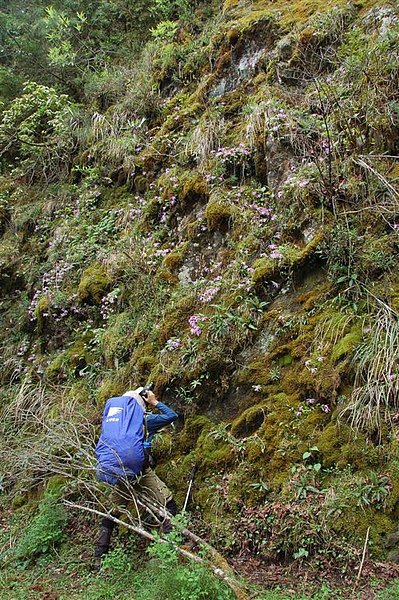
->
94, 518, 115, 560
166, 499, 178, 516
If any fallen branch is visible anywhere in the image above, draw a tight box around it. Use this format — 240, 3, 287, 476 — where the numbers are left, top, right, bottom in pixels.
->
133, 491, 235, 576
64, 500, 250, 600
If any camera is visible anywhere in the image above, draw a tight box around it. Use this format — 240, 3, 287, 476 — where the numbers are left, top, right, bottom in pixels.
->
139, 382, 155, 400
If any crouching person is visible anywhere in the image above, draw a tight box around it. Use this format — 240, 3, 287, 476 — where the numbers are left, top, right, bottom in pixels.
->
94, 387, 178, 564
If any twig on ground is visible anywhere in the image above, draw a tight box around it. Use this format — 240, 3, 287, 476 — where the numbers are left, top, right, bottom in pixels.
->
354, 526, 370, 589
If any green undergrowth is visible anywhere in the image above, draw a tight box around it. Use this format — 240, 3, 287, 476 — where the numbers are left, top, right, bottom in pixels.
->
2, 513, 399, 600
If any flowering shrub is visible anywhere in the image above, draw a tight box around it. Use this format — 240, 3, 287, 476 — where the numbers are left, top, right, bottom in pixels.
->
188, 314, 207, 336
28, 262, 81, 323
164, 337, 182, 351
100, 288, 120, 320
211, 143, 250, 163
230, 498, 355, 566
199, 286, 220, 303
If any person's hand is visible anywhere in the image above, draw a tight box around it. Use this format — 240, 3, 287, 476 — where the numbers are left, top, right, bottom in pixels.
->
145, 390, 159, 407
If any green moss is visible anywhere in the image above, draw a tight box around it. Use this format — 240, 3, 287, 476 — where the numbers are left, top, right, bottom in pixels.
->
96, 377, 124, 407
330, 324, 362, 362
253, 232, 325, 281
100, 184, 131, 209
100, 313, 136, 368
177, 415, 214, 453
134, 175, 148, 193
231, 403, 268, 437
162, 242, 189, 270
316, 423, 381, 469
205, 199, 236, 232
277, 353, 293, 367
159, 292, 197, 342
45, 476, 66, 496
135, 355, 157, 378
223, 0, 383, 30
46, 337, 92, 381
35, 295, 50, 332
194, 426, 239, 471
298, 285, 331, 310
252, 256, 277, 284
360, 234, 397, 278
334, 508, 394, 556
46, 354, 66, 381
78, 264, 111, 304
179, 172, 208, 209
156, 267, 178, 285
226, 28, 240, 45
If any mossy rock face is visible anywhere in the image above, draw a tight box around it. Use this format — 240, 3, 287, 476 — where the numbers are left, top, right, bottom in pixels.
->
231, 402, 269, 437
78, 264, 111, 304
179, 172, 208, 210
0, 204, 10, 236
281, 357, 341, 403
177, 415, 214, 453
252, 231, 325, 286
162, 242, 189, 270
100, 313, 136, 368
359, 234, 397, 278
156, 268, 179, 285
330, 324, 362, 362
135, 354, 157, 379
159, 293, 197, 342
316, 423, 381, 469
252, 256, 278, 284
134, 175, 148, 193
96, 377, 124, 407
35, 295, 50, 333
227, 461, 269, 508
46, 353, 67, 381
205, 199, 236, 232
334, 507, 394, 556
192, 424, 240, 472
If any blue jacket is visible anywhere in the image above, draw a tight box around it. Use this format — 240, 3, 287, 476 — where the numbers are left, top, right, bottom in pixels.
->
145, 402, 178, 446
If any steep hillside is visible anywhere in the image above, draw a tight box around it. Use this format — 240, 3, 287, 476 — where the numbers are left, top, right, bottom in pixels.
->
1, 0, 399, 597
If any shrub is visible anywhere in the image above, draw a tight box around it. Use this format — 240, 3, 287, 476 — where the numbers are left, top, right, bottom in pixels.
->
0, 81, 75, 181
136, 536, 235, 600
14, 492, 67, 560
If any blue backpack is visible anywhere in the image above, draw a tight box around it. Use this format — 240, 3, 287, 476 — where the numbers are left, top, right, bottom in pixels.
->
96, 396, 145, 484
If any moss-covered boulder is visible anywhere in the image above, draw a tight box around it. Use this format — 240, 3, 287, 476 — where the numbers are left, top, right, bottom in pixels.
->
78, 264, 111, 304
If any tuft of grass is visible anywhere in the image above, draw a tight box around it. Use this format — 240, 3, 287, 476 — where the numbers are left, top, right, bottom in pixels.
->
342, 305, 399, 435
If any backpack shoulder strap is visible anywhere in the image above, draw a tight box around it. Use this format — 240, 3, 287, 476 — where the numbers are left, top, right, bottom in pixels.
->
143, 412, 149, 442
